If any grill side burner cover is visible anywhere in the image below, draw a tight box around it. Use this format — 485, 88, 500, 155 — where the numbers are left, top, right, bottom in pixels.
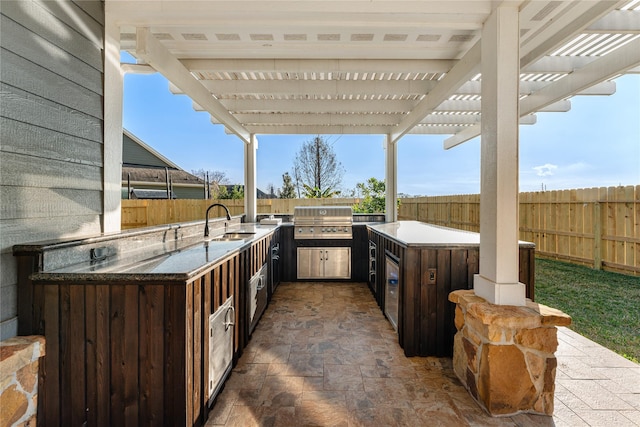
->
293, 206, 353, 239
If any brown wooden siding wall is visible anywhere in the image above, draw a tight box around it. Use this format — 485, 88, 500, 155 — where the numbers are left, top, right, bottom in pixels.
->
1, 0, 105, 340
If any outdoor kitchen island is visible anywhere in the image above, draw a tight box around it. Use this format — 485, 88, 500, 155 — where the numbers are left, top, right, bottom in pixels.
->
14, 218, 281, 427
367, 221, 535, 357
14, 217, 535, 425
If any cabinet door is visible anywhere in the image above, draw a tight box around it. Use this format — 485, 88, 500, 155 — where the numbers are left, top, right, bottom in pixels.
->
323, 248, 351, 279
209, 296, 234, 400
297, 248, 323, 279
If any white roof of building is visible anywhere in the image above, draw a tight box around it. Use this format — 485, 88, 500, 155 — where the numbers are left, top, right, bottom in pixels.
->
113, 0, 640, 146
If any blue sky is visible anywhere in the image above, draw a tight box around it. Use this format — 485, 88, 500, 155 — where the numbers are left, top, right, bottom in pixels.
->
123, 67, 639, 196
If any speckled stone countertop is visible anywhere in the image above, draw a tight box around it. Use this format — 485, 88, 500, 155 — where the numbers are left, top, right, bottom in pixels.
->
369, 221, 534, 248
29, 223, 277, 283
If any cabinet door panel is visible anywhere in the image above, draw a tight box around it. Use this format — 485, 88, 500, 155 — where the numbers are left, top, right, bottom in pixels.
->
323, 248, 351, 279
297, 248, 323, 279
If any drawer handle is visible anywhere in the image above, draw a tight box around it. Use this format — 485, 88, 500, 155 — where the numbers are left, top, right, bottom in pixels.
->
224, 306, 236, 330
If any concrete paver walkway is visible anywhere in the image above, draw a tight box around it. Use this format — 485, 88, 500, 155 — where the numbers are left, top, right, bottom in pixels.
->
206, 282, 639, 426
554, 327, 640, 426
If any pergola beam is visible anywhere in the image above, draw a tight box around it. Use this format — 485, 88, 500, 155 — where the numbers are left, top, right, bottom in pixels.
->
456, 80, 615, 96
444, 36, 640, 149
109, 1, 492, 26
587, 10, 640, 33
239, 124, 394, 135
390, 41, 481, 143
172, 80, 438, 96
520, 1, 620, 67
199, 99, 419, 114
135, 27, 251, 143
223, 113, 402, 126
181, 58, 455, 74
521, 37, 640, 115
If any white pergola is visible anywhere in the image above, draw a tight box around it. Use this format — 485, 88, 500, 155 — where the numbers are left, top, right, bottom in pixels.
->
104, 0, 640, 305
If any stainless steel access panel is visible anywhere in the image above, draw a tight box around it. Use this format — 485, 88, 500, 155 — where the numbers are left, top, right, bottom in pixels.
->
208, 296, 235, 403
384, 252, 399, 332
297, 247, 351, 279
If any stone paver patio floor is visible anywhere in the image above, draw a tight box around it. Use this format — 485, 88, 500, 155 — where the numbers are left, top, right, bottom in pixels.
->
206, 282, 640, 427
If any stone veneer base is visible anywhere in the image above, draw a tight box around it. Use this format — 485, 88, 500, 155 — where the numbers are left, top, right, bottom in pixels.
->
0, 336, 45, 427
449, 290, 571, 417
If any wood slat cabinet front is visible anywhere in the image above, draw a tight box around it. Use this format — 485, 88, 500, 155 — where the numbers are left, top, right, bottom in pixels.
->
30, 253, 244, 427
368, 228, 535, 357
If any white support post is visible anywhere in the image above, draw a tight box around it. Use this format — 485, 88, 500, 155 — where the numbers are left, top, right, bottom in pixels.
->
244, 135, 258, 223
103, 10, 123, 232
384, 134, 398, 222
474, 6, 526, 306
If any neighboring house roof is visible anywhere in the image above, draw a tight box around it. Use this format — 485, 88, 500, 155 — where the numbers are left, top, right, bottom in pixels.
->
122, 165, 204, 185
123, 129, 181, 169
122, 130, 274, 197
122, 130, 204, 185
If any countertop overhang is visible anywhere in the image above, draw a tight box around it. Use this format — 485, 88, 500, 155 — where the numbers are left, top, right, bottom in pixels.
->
369, 221, 535, 248
24, 220, 534, 284
29, 223, 278, 283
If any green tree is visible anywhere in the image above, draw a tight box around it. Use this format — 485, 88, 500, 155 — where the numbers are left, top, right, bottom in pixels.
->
352, 177, 387, 213
302, 184, 341, 199
217, 185, 229, 199
217, 185, 244, 199
230, 185, 244, 199
292, 136, 344, 197
279, 172, 296, 199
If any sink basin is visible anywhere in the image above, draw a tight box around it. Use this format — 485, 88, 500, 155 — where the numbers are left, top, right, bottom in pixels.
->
223, 232, 256, 239
206, 236, 245, 242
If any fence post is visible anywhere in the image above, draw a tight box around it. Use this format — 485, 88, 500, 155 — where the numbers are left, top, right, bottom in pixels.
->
594, 201, 602, 270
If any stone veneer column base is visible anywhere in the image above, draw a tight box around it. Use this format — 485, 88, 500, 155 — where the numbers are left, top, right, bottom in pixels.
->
0, 336, 46, 427
449, 290, 571, 417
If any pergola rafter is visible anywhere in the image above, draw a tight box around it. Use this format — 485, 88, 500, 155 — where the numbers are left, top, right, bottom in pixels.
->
115, 1, 639, 141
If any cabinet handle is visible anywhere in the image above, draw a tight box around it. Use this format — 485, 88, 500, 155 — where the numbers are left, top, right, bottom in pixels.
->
256, 277, 265, 291
325, 250, 329, 260
224, 306, 236, 330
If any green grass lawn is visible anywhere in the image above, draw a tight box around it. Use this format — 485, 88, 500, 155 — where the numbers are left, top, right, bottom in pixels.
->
534, 258, 640, 363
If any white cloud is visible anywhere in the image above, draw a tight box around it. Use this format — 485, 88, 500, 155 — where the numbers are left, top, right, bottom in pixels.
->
533, 163, 558, 177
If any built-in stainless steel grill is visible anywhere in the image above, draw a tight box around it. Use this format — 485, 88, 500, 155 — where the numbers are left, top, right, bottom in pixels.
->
293, 206, 353, 239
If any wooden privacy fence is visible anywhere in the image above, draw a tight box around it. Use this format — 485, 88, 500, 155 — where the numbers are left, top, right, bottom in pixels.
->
121, 198, 359, 229
122, 185, 638, 276
398, 185, 639, 276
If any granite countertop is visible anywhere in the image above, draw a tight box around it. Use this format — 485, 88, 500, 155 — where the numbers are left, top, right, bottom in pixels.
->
30, 223, 277, 283
369, 221, 535, 248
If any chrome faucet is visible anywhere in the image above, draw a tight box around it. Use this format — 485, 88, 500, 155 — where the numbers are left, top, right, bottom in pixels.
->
204, 203, 232, 237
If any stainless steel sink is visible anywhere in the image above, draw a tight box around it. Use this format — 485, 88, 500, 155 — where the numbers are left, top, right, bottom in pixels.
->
223, 232, 256, 239
206, 236, 245, 242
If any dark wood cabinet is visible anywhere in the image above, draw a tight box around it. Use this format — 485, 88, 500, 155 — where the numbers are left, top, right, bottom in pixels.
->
22, 227, 282, 427
368, 228, 535, 358
29, 252, 242, 427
